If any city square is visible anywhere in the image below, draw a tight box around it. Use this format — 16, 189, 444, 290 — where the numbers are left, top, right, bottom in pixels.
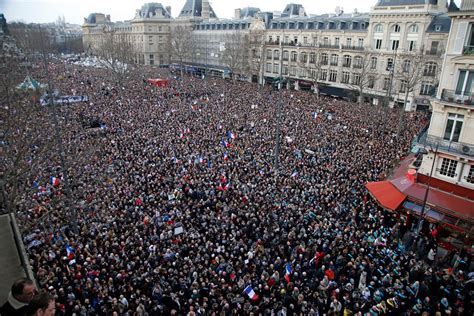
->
0, 0, 473, 315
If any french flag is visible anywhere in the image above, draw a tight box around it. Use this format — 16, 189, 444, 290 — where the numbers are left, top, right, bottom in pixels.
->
285, 263, 292, 283
178, 132, 185, 139
227, 131, 236, 139
223, 152, 229, 161
198, 156, 204, 164
243, 285, 259, 301
311, 112, 318, 119
224, 182, 230, 191
220, 139, 230, 148
66, 245, 75, 260
50, 176, 60, 187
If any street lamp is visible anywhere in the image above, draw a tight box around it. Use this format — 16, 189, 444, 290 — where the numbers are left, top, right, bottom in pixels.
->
416, 143, 439, 237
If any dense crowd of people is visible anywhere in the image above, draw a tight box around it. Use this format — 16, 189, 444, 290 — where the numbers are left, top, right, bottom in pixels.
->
7, 59, 473, 315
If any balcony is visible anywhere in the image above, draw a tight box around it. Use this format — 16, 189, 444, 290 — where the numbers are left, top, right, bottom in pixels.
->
425, 50, 440, 56
341, 45, 364, 51
463, 46, 474, 56
440, 89, 474, 106
319, 44, 340, 49
417, 131, 474, 157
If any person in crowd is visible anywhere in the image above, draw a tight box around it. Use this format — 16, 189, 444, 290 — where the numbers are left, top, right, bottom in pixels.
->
26, 292, 55, 316
0, 278, 37, 316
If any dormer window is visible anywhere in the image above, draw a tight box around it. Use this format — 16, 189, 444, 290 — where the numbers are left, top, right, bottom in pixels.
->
434, 25, 442, 32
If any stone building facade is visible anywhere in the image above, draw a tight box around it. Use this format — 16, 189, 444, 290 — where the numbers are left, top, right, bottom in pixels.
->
83, 0, 454, 110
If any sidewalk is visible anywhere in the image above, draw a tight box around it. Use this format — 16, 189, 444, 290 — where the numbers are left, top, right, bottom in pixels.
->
0, 214, 27, 305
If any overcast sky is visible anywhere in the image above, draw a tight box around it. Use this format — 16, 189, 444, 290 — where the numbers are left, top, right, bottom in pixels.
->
1, 0, 388, 24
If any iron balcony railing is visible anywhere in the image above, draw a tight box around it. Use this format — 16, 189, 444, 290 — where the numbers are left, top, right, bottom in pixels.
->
440, 89, 474, 106
341, 45, 365, 51
463, 45, 474, 55
417, 131, 474, 157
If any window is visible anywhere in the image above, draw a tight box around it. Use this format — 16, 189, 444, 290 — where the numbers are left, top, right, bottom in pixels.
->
374, 24, 383, 33
434, 25, 442, 32
266, 49, 272, 59
391, 40, 399, 51
353, 73, 361, 85
342, 71, 350, 84
402, 60, 411, 73
274, 50, 280, 60
375, 39, 383, 50
273, 64, 279, 73
439, 158, 458, 178
408, 40, 417, 51
300, 53, 307, 63
303, 36, 308, 44
158, 26, 162, 32
313, 37, 317, 45
291, 51, 297, 62
392, 24, 401, 33
283, 51, 289, 61
387, 58, 394, 71
443, 113, 464, 142
371, 57, 377, 69
354, 56, 363, 69
420, 82, 433, 95
323, 37, 329, 45
290, 67, 296, 76
399, 80, 407, 93
424, 62, 437, 76
368, 76, 375, 88
321, 53, 328, 65
343, 55, 352, 67
330, 54, 339, 66
430, 41, 439, 54
346, 38, 352, 47
383, 77, 390, 90
335, 37, 340, 46
282, 66, 289, 75
309, 53, 316, 64
409, 24, 418, 33
276, 36, 280, 44
149, 54, 154, 65
358, 38, 364, 48
466, 166, 474, 183
321, 69, 327, 81
455, 70, 474, 95
266, 63, 272, 72
329, 70, 337, 82
149, 35, 153, 44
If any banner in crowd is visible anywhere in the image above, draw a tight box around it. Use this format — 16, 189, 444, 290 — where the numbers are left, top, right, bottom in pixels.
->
40, 95, 89, 106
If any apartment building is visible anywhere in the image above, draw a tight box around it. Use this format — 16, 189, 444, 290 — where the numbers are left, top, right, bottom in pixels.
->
82, 3, 172, 66
82, 0, 452, 110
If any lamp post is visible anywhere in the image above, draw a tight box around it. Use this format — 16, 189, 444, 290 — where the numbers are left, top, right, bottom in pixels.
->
39, 25, 79, 235
416, 143, 439, 237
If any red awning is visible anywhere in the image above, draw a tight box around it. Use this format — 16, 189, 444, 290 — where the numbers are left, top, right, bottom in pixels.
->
147, 79, 169, 87
365, 181, 407, 211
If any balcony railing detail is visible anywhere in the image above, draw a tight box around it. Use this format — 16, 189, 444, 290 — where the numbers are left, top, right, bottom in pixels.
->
440, 89, 474, 106
463, 45, 474, 55
417, 131, 474, 157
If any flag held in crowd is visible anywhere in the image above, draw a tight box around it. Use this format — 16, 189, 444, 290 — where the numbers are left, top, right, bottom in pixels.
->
226, 131, 236, 139
243, 285, 259, 301
223, 152, 229, 161
285, 263, 292, 283
50, 176, 60, 187
311, 112, 318, 119
66, 245, 75, 260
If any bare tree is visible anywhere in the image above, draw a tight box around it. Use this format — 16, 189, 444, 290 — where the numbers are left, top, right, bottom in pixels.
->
170, 24, 194, 77
306, 48, 324, 98
349, 51, 380, 104
394, 50, 427, 137
93, 26, 136, 85
221, 31, 250, 80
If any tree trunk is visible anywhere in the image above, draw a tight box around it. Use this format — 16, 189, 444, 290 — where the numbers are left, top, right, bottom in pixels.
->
397, 90, 410, 138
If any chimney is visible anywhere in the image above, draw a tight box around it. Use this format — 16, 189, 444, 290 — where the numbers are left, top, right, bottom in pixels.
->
235, 8, 241, 19
166, 6, 171, 16
299, 7, 305, 17
202, 0, 210, 20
